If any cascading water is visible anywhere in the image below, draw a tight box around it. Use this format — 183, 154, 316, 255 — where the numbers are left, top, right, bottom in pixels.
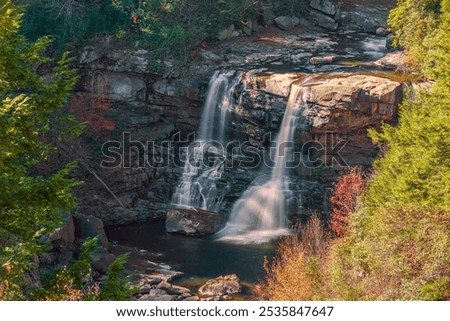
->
217, 80, 311, 244
171, 70, 240, 212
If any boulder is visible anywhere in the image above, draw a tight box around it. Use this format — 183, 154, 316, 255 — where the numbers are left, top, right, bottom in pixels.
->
157, 281, 191, 295
309, 10, 338, 31
199, 50, 222, 63
362, 19, 379, 34
374, 51, 409, 71
218, 24, 235, 41
309, 55, 337, 65
166, 208, 224, 236
49, 213, 75, 246
139, 289, 177, 301
74, 215, 109, 249
153, 270, 185, 282
251, 20, 265, 33
349, 11, 383, 34
376, 27, 388, 36
198, 274, 242, 296
274, 16, 297, 31
310, 0, 340, 17
92, 251, 116, 274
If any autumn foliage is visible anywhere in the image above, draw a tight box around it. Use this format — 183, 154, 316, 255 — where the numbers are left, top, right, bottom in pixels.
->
330, 169, 365, 237
67, 93, 116, 136
254, 215, 329, 301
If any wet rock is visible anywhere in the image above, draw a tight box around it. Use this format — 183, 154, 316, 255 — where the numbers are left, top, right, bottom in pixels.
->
274, 16, 298, 31
376, 27, 388, 36
309, 55, 337, 65
141, 274, 164, 285
374, 51, 409, 71
139, 289, 177, 301
198, 274, 242, 296
157, 281, 191, 295
166, 208, 225, 236
346, 10, 385, 34
200, 296, 223, 301
154, 269, 185, 282
362, 19, 379, 34
244, 52, 282, 64
200, 50, 222, 63
309, 10, 339, 31
310, 0, 340, 17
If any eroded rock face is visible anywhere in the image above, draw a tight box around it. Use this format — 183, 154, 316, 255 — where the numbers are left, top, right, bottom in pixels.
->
293, 75, 403, 169
70, 0, 402, 226
263, 73, 300, 97
198, 274, 242, 296
297, 75, 403, 131
166, 208, 225, 236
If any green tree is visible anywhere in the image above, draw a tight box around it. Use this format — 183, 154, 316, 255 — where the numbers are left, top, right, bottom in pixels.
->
0, 0, 79, 299
326, 0, 450, 300
388, 0, 441, 69
258, 0, 450, 301
423, 0, 450, 83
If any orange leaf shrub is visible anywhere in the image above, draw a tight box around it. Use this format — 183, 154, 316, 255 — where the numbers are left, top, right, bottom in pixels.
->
330, 169, 365, 237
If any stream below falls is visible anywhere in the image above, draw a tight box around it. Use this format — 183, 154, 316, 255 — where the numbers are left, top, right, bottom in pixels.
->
106, 221, 277, 287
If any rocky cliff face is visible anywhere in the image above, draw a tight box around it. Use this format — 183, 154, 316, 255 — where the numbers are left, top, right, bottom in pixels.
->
67, 0, 405, 226
70, 46, 212, 224
70, 55, 403, 225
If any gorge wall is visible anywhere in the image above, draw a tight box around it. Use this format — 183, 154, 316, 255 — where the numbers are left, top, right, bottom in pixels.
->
66, 0, 405, 226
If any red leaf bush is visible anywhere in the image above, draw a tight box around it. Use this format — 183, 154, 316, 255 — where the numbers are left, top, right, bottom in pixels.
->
330, 169, 365, 237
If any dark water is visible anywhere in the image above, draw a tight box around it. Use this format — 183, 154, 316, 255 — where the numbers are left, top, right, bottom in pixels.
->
106, 221, 278, 284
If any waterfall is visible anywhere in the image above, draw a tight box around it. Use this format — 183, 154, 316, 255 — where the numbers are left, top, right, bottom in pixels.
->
217, 80, 311, 244
171, 70, 240, 212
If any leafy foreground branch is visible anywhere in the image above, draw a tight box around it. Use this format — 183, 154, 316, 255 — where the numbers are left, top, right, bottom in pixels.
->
0, 1, 133, 300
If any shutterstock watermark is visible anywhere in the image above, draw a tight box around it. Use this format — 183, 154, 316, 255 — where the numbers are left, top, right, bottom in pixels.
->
100, 131, 349, 170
